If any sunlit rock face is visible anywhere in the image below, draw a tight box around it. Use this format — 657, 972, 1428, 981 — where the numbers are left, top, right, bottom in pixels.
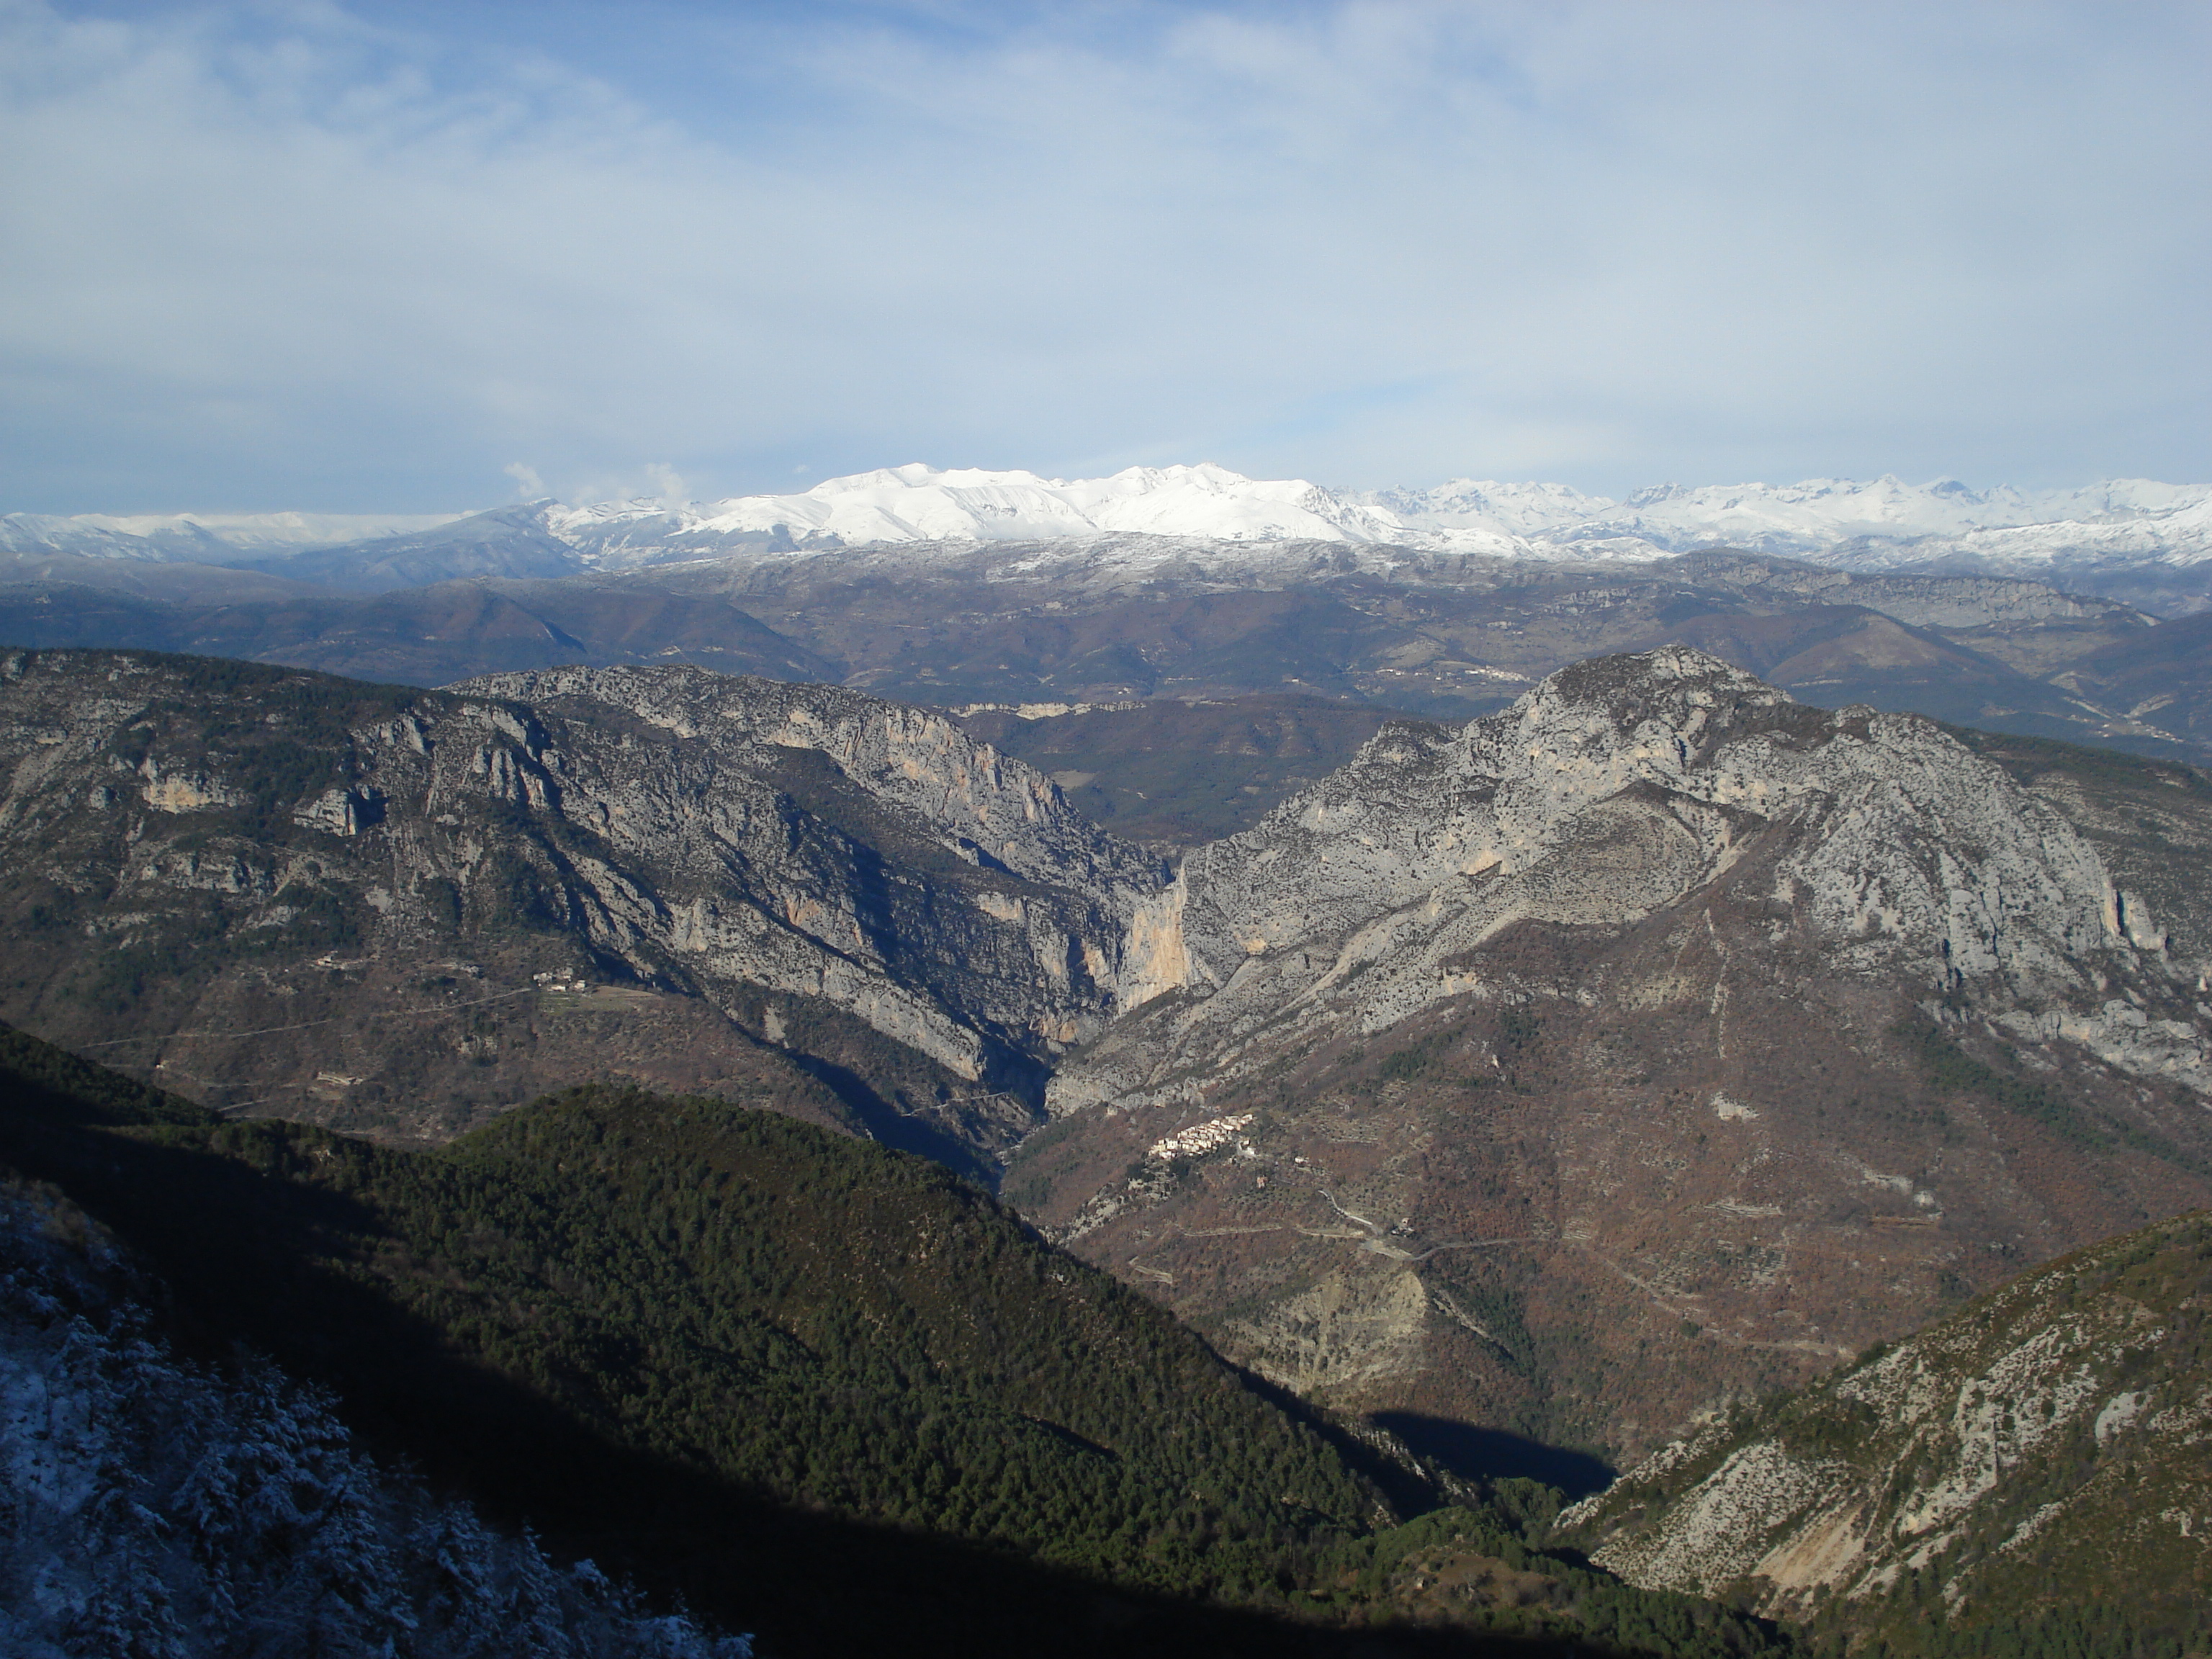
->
1013, 649, 2212, 1462
1559, 1209, 2212, 1642
9, 642, 2212, 1470
459, 665, 1172, 1065
1058, 647, 2168, 1112
0, 651, 1166, 1162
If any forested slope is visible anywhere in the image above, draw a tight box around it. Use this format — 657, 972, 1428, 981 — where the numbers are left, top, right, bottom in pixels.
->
0, 1022, 1790, 1658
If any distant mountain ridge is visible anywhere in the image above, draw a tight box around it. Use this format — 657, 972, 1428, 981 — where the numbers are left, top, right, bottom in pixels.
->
4, 534, 2208, 768
0, 508, 464, 562
9, 464, 2211, 589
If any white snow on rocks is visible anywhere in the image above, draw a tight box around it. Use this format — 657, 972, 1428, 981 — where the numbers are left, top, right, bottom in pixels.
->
14, 464, 2211, 578
0, 511, 464, 562
0, 1185, 752, 1659
545, 465, 2212, 573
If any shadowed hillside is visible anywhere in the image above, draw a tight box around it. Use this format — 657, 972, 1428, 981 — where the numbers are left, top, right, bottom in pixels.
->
0, 1022, 1796, 1659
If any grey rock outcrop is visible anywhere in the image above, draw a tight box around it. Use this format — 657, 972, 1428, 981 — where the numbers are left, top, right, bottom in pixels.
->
0, 651, 1164, 1156
1559, 1210, 2212, 1635
1009, 648, 2212, 1462
445, 666, 1170, 1072
10, 644, 2212, 1473
1053, 647, 2200, 1115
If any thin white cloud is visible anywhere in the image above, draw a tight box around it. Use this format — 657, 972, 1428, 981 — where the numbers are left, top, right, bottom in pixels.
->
0, 0, 2206, 511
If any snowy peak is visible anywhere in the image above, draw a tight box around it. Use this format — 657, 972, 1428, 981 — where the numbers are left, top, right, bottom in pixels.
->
575, 464, 2212, 572
1550, 474, 2034, 552
1417, 472, 2212, 569
11, 465, 2212, 582
587, 461, 1411, 552
1364, 477, 1617, 535
0, 509, 466, 562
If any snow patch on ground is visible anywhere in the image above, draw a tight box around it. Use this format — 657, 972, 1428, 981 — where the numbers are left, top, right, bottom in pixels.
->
0, 1185, 752, 1658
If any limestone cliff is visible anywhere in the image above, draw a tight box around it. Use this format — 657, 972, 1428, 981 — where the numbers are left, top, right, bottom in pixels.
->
1051, 648, 2199, 1115
1559, 1209, 2212, 1646
1010, 649, 2212, 1460
0, 650, 1163, 1164
10, 642, 2212, 1474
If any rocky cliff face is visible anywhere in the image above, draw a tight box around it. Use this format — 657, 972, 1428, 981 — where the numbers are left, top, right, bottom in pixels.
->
9, 642, 2212, 1477
452, 665, 1168, 1067
1008, 648, 2212, 1460
1558, 1209, 2212, 1647
1049, 647, 2200, 1115
0, 650, 1162, 1166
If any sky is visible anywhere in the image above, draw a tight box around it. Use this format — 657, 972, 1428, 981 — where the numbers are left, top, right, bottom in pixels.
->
1, 0, 2208, 513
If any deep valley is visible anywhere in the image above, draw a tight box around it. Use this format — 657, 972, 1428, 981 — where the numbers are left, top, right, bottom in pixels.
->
3, 629, 2209, 1657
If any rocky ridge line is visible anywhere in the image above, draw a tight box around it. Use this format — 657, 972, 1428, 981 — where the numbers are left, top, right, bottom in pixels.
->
1557, 1208, 2212, 1638
0, 652, 1173, 1154
1051, 647, 2205, 1125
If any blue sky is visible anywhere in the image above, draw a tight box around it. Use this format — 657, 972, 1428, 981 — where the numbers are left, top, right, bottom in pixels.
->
2, 0, 2207, 511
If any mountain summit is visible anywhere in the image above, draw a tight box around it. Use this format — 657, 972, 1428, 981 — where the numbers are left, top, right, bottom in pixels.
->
1009, 647, 2212, 1459
1053, 646, 2190, 1113
9, 465, 2210, 583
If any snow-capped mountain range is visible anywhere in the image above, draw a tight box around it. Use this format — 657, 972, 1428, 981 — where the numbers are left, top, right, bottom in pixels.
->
0, 508, 459, 561
8, 463, 2211, 580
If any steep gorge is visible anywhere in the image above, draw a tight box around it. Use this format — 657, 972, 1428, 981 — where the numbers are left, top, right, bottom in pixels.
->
1007, 649, 2212, 1463
0, 651, 1166, 1171
4, 643, 2211, 1478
